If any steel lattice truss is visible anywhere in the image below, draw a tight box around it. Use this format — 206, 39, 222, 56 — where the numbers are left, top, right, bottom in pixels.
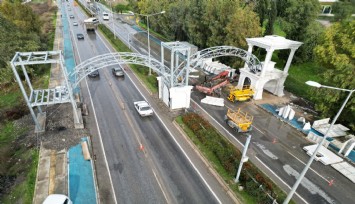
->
11, 51, 72, 106
173, 46, 262, 87
11, 51, 61, 66
71, 52, 171, 87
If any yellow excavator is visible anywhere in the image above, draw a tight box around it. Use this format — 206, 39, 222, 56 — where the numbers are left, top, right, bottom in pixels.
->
227, 86, 254, 102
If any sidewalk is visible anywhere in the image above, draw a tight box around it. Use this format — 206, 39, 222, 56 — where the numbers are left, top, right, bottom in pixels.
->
33, 147, 67, 204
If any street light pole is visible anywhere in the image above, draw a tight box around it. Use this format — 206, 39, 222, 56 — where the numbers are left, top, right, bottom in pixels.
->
134, 11, 165, 76
235, 134, 252, 183
110, 0, 116, 39
147, 15, 151, 75
283, 81, 354, 204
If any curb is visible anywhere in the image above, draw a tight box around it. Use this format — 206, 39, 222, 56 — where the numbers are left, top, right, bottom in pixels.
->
172, 121, 243, 204
32, 143, 42, 204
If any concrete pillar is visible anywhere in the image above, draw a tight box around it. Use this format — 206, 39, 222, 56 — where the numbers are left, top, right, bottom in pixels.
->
261, 48, 274, 77
283, 48, 297, 74
170, 48, 174, 88
275, 75, 288, 97
254, 80, 264, 100
157, 76, 162, 99
244, 44, 254, 69
237, 74, 246, 89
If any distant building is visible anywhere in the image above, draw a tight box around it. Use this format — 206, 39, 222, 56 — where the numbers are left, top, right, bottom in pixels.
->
319, 0, 338, 15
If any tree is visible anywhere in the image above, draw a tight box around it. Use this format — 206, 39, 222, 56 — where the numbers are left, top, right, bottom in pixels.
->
225, 5, 262, 49
279, 0, 321, 63
0, 0, 41, 33
185, 0, 209, 48
312, 21, 355, 130
264, 0, 277, 35
332, 0, 355, 22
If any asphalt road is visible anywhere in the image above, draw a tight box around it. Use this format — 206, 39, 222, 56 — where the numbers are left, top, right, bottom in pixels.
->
191, 92, 355, 204
65, 1, 234, 203
91, 4, 355, 204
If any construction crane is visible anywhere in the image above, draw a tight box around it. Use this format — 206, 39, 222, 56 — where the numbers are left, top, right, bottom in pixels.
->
227, 86, 254, 102
224, 108, 253, 132
195, 71, 230, 95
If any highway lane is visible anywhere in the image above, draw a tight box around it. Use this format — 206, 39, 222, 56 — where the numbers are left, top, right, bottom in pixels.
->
66, 1, 232, 203
191, 92, 354, 204
71, 2, 355, 203
99, 9, 355, 202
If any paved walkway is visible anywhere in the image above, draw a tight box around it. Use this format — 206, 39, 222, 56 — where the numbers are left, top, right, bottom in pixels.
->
68, 138, 97, 203
49, 2, 65, 89
33, 147, 67, 204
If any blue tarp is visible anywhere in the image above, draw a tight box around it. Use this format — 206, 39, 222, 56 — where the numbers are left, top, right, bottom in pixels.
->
68, 138, 97, 204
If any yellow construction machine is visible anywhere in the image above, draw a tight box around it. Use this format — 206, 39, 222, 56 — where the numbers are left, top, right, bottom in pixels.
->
224, 108, 253, 132
227, 86, 254, 102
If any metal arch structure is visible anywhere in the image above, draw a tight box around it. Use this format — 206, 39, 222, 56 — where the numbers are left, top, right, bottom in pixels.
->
71, 52, 171, 88
10, 51, 81, 132
172, 46, 262, 87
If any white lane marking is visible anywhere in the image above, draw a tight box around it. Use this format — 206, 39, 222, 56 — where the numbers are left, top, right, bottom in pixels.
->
96, 32, 222, 204
287, 151, 329, 183
152, 170, 170, 202
254, 142, 278, 160
283, 164, 335, 204
255, 157, 309, 204
71, 19, 118, 204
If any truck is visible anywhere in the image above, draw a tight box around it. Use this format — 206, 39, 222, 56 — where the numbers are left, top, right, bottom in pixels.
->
224, 108, 253, 132
84, 17, 99, 31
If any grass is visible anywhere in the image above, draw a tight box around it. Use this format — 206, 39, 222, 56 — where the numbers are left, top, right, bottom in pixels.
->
285, 62, 324, 99
1, 149, 39, 204
0, 121, 38, 204
98, 24, 158, 93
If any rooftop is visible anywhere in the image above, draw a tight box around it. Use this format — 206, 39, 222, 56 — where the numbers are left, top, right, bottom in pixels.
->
246, 35, 303, 50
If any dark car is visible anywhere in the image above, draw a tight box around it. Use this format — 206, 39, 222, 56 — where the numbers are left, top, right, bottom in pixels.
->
77, 33, 84, 40
112, 67, 124, 77
69, 15, 74, 19
88, 70, 99, 78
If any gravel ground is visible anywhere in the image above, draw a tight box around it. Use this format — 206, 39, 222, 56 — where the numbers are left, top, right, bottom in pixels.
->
13, 103, 90, 151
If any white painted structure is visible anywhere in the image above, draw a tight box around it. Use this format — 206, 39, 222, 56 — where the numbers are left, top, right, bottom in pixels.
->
303, 144, 343, 165
312, 118, 350, 138
237, 35, 302, 100
339, 136, 355, 157
332, 162, 355, 183
201, 96, 224, 107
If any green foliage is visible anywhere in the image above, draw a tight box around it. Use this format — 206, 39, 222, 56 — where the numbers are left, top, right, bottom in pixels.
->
225, 5, 262, 49
179, 113, 291, 203
0, 0, 41, 33
279, 0, 321, 63
332, 0, 355, 21
114, 3, 130, 13
254, 0, 277, 35
294, 21, 324, 62
313, 20, 355, 130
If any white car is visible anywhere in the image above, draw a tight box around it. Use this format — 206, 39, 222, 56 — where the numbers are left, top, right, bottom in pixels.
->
73, 22, 78, 26
134, 101, 153, 117
102, 12, 109, 20
43, 194, 72, 204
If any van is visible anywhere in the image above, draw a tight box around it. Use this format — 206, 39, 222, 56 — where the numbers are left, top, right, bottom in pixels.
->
103, 12, 109, 21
